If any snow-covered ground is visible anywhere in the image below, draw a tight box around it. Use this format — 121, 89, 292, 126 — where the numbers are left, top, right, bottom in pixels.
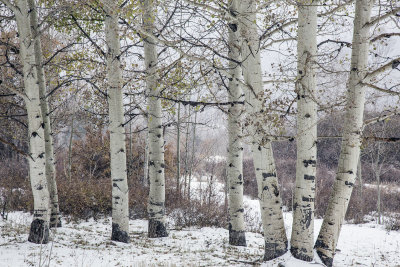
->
1, 178, 400, 266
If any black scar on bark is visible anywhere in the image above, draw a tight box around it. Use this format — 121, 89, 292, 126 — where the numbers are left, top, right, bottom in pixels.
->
264, 241, 288, 261
228, 223, 246, 246
228, 23, 238, 32
271, 184, 279, 197
28, 219, 49, 244
262, 172, 276, 178
290, 246, 313, 262
304, 175, 315, 181
111, 223, 130, 243
302, 196, 314, 202
345, 181, 354, 187
303, 160, 316, 167
303, 209, 312, 228
148, 219, 168, 238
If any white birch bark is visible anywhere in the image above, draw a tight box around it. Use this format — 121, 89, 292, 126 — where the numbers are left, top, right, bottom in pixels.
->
27, 0, 61, 228
239, 0, 287, 260
290, 0, 317, 261
141, 0, 168, 238
226, 0, 246, 247
315, 1, 373, 265
102, 0, 130, 243
12, 0, 50, 243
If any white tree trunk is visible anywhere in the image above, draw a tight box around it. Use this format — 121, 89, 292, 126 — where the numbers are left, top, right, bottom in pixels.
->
144, 128, 149, 186
67, 117, 74, 182
239, 0, 287, 260
27, 0, 61, 229
290, 1, 317, 261
188, 111, 197, 201
103, 0, 130, 243
142, 0, 168, 238
226, 0, 246, 247
13, 0, 50, 244
315, 1, 373, 265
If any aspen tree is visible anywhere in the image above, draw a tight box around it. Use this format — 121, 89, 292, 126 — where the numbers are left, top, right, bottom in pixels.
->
290, 0, 318, 261
239, 0, 287, 260
102, 0, 130, 243
141, 0, 168, 238
27, 0, 61, 228
315, 0, 374, 265
2, 0, 51, 243
226, 0, 246, 247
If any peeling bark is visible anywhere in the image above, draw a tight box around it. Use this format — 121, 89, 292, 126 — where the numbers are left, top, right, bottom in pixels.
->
315, 1, 373, 265
291, 0, 317, 261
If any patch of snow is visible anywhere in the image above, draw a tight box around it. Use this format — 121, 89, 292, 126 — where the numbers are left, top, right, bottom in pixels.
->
1, 180, 400, 266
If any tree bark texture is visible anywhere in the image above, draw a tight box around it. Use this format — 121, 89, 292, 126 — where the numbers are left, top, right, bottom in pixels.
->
103, 0, 130, 243
14, 0, 50, 244
239, 0, 287, 260
290, 0, 318, 261
142, 0, 168, 238
315, 1, 373, 266
226, 0, 246, 247
27, 0, 61, 229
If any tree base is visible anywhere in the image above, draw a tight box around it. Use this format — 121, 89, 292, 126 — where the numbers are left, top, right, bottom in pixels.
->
111, 223, 130, 243
263, 241, 288, 261
50, 221, 62, 228
28, 219, 49, 244
316, 249, 333, 267
290, 246, 313, 262
50, 215, 62, 228
148, 219, 168, 238
229, 229, 246, 246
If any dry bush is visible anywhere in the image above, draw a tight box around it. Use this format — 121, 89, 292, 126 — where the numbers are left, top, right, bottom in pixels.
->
166, 189, 227, 229
0, 159, 32, 217
128, 181, 148, 219
315, 164, 335, 218
69, 126, 111, 180
243, 158, 257, 199
57, 177, 111, 221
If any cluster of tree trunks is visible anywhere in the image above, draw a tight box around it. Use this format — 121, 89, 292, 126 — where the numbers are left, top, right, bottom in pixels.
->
2, 0, 396, 266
